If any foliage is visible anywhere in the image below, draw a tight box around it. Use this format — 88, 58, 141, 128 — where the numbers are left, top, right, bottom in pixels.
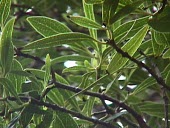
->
0, 0, 170, 128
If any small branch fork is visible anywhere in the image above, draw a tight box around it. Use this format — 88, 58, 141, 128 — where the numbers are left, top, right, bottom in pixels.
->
14, 48, 150, 128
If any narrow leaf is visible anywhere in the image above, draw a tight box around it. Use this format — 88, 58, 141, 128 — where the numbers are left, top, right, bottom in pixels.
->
0, 18, 15, 76
85, 0, 104, 4
69, 16, 102, 29
23, 32, 99, 50
27, 16, 71, 37
44, 54, 51, 87
107, 26, 148, 74
0, 0, 11, 27
102, 0, 119, 25
0, 78, 21, 102
111, 0, 144, 24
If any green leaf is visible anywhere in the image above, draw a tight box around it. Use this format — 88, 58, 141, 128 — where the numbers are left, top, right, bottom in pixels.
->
62, 66, 86, 73
7, 112, 21, 128
69, 16, 102, 29
148, 6, 170, 32
107, 26, 148, 74
0, 0, 11, 28
7, 59, 25, 93
113, 16, 149, 42
102, 0, 119, 25
151, 30, 166, 56
47, 89, 64, 106
132, 77, 156, 95
44, 54, 51, 87
25, 68, 45, 80
0, 78, 21, 103
163, 48, 170, 59
36, 111, 53, 128
111, 0, 144, 24
52, 112, 78, 128
23, 32, 99, 50
85, 0, 104, 4
27, 16, 71, 37
0, 18, 15, 76
55, 73, 80, 111
153, 30, 170, 46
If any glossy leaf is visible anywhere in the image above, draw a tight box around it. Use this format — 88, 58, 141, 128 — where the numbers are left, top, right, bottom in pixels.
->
85, 0, 104, 4
69, 16, 102, 29
148, 6, 170, 32
107, 26, 148, 74
0, 0, 11, 27
27, 16, 71, 37
0, 18, 15, 76
111, 0, 144, 24
102, 0, 119, 25
23, 32, 99, 50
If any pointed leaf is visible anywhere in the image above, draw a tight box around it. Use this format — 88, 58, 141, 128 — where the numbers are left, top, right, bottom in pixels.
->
102, 0, 119, 25
0, 18, 15, 76
107, 26, 148, 74
23, 32, 99, 50
0, 0, 11, 27
27, 16, 71, 37
69, 16, 102, 29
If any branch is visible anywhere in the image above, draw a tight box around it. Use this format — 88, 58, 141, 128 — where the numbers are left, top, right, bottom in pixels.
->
7, 96, 114, 128
107, 39, 170, 91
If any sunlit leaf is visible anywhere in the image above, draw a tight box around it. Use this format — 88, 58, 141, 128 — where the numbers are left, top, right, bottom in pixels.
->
0, 18, 15, 76
27, 16, 71, 37
23, 32, 99, 50
107, 26, 148, 74
69, 16, 102, 29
